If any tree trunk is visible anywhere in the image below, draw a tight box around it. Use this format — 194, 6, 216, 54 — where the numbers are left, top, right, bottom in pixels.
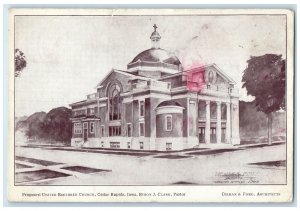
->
267, 113, 273, 145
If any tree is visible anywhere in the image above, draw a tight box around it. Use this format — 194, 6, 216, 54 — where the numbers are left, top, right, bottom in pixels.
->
242, 54, 285, 145
25, 112, 47, 140
15, 49, 27, 77
16, 107, 72, 145
42, 107, 72, 145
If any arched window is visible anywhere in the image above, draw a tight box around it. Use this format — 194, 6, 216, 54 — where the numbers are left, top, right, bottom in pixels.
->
108, 83, 121, 120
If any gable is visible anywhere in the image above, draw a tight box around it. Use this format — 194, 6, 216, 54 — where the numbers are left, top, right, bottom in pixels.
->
205, 64, 236, 86
96, 70, 134, 98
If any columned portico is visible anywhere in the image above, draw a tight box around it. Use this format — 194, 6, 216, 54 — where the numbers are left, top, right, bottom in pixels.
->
205, 100, 210, 144
198, 98, 236, 146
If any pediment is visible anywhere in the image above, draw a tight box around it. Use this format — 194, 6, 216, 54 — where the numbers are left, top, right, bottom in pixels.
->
204, 64, 236, 86
95, 69, 136, 98
96, 69, 152, 98
96, 69, 134, 89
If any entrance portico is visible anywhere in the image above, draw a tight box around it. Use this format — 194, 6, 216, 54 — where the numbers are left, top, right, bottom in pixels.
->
197, 98, 239, 146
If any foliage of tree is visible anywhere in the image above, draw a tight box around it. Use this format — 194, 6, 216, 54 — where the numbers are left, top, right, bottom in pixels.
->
15, 49, 27, 77
25, 112, 47, 139
242, 54, 286, 144
17, 107, 72, 145
42, 107, 72, 145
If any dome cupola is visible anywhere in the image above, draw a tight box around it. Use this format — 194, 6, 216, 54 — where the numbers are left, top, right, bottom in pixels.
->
127, 24, 182, 77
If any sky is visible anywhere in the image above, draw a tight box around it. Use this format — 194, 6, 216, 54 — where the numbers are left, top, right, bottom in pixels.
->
14, 15, 286, 117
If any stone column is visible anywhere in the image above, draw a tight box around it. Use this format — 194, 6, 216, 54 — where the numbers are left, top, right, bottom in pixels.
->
226, 102, 231, 144
205, 100, 210, 144
149, 99, 156, 151
231, 102, 241, 145
216, 101, 222, 144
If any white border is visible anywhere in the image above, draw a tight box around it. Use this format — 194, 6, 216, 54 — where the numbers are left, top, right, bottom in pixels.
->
6, 7, 294, 204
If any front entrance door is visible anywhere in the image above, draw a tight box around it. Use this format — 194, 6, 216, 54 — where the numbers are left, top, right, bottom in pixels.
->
83, 122, 88, 141
199, 127, 205, 143
210, 128, 216, 143
221, 128, 226, 143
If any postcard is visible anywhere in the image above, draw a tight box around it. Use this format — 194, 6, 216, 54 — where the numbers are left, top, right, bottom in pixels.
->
8, 8, 294, 202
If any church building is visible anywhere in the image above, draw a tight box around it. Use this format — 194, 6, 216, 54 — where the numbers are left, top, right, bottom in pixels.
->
70, 25, 240, 151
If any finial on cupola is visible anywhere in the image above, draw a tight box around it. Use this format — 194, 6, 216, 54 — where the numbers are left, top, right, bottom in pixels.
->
150, 24, 161, 49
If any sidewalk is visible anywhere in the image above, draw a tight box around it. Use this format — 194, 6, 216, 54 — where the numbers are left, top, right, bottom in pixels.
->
18, 140, 286, 158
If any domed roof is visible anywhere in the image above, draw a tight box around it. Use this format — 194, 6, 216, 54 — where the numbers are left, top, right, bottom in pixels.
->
130, 48, 181, 66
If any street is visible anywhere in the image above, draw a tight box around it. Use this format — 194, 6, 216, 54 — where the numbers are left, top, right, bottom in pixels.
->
15, 143, 286, 185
